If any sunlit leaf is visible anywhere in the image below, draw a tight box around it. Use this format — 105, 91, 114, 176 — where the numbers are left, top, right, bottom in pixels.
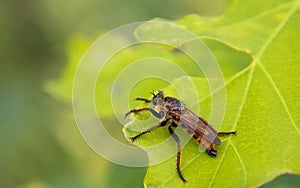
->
124, 0, 300, 187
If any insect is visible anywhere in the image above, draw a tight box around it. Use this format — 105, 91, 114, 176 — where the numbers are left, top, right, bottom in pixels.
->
125, 90, 236, 183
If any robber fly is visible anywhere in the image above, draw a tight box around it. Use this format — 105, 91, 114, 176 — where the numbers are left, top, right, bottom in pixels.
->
125, 90, 236, 183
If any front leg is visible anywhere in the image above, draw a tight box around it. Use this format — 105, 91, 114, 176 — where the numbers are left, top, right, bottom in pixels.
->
135, 97, 151, 103
125, 107, 164, 119
130, 119, 168, 142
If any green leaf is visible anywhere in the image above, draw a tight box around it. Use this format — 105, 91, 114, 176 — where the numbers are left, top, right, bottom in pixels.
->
123, 0, 300, 187
46, 30, 252, 119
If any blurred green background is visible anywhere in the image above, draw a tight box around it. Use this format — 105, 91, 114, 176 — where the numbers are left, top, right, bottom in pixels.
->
1, 0, 299, 187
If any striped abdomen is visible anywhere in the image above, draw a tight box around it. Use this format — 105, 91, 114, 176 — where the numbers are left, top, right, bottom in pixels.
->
181, 125, 215, 151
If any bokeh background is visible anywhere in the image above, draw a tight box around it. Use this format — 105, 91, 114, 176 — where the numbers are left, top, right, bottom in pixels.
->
1, 0, 299, 187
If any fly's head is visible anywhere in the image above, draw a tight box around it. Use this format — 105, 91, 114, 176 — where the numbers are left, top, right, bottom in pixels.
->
151, 90, 164, 107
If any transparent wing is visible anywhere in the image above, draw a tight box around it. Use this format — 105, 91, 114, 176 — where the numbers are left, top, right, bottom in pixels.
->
171, 109, 221, 145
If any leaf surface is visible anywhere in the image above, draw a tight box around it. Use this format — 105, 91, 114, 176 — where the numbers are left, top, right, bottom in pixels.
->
124, 0, 300, 187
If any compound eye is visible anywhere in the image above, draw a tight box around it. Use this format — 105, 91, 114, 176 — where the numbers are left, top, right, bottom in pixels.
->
152, 97, 158, 105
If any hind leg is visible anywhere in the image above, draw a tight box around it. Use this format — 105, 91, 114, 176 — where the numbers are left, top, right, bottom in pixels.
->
218, 131, 236, 136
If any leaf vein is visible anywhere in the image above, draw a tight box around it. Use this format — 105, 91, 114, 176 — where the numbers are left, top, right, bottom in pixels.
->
230, 142, 248, 187
201, 64, 253, 104
232, 66, 254, 131
204, 1, 294, 37
159, 151, 203, 185
255, 0, 299, 60
208, 142, 230, 188
258, 63, 300, 135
